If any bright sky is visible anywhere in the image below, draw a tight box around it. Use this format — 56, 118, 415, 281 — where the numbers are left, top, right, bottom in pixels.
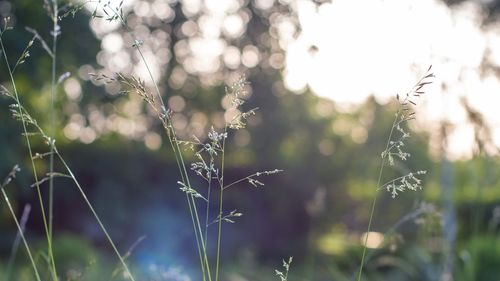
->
283, 0, 500, 159
82, 0, 500, 159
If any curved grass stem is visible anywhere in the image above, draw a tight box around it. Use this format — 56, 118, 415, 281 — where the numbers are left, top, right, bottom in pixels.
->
356, 109, 400, 281
104, 7, 213, 280
0, 33, 58, 281
55, 149, 136, 281
170, 124, 213, 281
48, 2, 59, 279
1, 188, 42, 281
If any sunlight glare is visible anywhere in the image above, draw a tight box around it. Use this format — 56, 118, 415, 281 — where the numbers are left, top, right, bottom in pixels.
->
284, 0, 500, 158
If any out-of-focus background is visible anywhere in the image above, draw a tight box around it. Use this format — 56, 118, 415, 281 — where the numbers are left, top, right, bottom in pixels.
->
1, 0, 500, 280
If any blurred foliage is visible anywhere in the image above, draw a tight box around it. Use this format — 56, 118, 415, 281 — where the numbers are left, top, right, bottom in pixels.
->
1, 0, 500, 280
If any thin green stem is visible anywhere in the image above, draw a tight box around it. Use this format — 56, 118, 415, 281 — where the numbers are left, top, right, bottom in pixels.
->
167, 122, 214, 281
48, 1, 59, 278
135, 22, 214, 281
54, 149, 136, 281
1, 188, 42, 281
172, 130, 213, 281
215, 127, 228, 281
222, 170, 283, 190
165, 125, 207, 281
11, 35, 34, 74
0, 34, 58, 281
190, 191, 212, 281
358, 204, 429, 269
204, 169, 212, 247
222, 176, 249, 191
377, 172, 417, 191
120, 9, 212, 279
136, 48, 163, 106
110, 7, 164, 109
356, 168, 383, 281
356, 109, 400, 281
104, 7, 213, 280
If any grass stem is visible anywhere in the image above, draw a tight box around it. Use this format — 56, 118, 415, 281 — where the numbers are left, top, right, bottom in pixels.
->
48, 2, 59, 279
356, 109, 400, 281
1, 168, 41, 281
0, 33, 58, 281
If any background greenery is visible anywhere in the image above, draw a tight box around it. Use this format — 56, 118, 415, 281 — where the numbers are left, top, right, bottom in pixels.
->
1, 0, 500, 280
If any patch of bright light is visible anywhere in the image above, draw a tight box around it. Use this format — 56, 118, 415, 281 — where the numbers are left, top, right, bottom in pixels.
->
284, 0, 500, 159
360, 231, 384, 249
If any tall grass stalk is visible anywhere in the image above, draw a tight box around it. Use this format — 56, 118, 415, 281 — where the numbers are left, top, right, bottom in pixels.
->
356, 121, 396, 281
66, 3, 281, 280
350, 202, 438, 280
123, 6, 210, 280
89, 4, 214, 280
356, 67, 434, 281
1, 21, 136, 281
87, 4, 282, 281
2, 95, 138, 281
0, 166, 42, 281
54, 149, 137, 281
43, 0, 61, 278
0, 20, 58, 281
215, 128, 227, 281
48, 0, 59, 259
